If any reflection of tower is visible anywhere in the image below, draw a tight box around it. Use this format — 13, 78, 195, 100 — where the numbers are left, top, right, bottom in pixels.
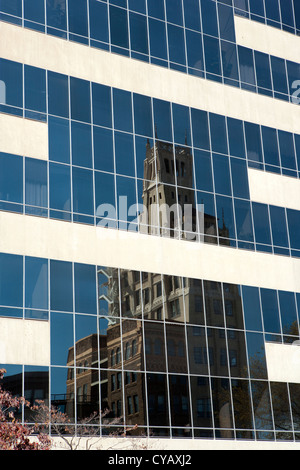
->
66, 333, 106, 420
140, 139, 198, 239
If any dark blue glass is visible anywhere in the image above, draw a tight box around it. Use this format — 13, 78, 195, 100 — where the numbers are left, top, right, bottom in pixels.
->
129, 12, 149, 55
230, 158, 249, 199
25, 66, 46, 113
49, 162, 71, 213
48, 116, 70, 164
148, 18, 168, 61
209, 114, 228, 155
72, 167, 94, 215
227, 118, 246, 159
133, 94, 153, 138
280, 0, 294, 27
165, 0, 183, 26
238, 46, 256, 86
25, 158, 48, 208
269, 205, 289, 248
186, 30, 204, 72
213, 154, 232, 196
234, 199, 254, 242
114, 131, 135, 177
68, 0, 88, 37
287, 209, 300, 250
95, 171, 116, 222
194, 150, 213, 192
172, 104, 191, 147
183, 0, 200, 31
0, 0, 22, 16
0, 153, 23, 203
244, 122, 263, 164
113, 89, 133, 133
0, 59, 23, 109
46, 0, 67, 31
191, 109, 210, 150
264, 0, 280, 22
50, 312, 74, 366
92, 83, 112, 129
218, 3, 235, 42
71, 121, 92, 168
48, 71, 69, 118
271, 56, 288, 95
74, 263, 97, 314
249, 0, 264, 16
278, 291, 299, 336
221, 41, 239, 81
278, 130, 296, 170
168, 24, 186, 66
201, 0, 219, 37
24, 0, 44, 24
254, 51, 272, 92
203, 36, 221, 77
260, 289, 281, 334
153, 99, 172, 142
261, 127, 280, 167
93, 126, 114, 173
70, 77, 91, 123
116, 175, 137, 226
25, 257, 48, 310
242, 286, 263, 332
295, 0, 300, 31
89, 0, 109, 43
216, 195, 236, 240
252, 202, 272, 245
50, 260, 73, 312
147, 0, 165, 20
129, 0, 146, 14
109, 5, 129, 49
0, 253, 23, 307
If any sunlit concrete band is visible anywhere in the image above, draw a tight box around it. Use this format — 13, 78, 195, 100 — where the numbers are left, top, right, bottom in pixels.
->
0, 113, 48, 160
0, 317, 50, 366
248, 168, 300, 211
235, 15, 300, 65
0, 21, 300, 134
1, 211, 300, 293
265, 342, 300, 383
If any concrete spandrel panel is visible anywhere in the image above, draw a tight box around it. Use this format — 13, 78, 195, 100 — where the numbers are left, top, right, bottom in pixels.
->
265, 342, 300, 383
0, 317, 50, 366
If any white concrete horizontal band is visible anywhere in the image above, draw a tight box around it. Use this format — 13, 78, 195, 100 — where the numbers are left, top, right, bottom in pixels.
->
0, 21, 300, 134
248, 168, 300, 210
265, 342, 300, 383
1, 211, 300, 293
0, 113, 48, 160
0, 317, 50, 366
235, 15, 300, 65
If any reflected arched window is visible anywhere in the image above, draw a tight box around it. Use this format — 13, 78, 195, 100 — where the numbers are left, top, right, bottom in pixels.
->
125, 342, 131, 360
132, 339, 138, 356
116, 347, 121, 364
111, 349, 116, 367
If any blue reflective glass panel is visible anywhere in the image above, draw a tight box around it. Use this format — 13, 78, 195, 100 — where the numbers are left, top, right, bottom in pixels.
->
0, 153, 23, 203
49, 162, 71, 212
70, 77, 91, 123
109, 5, 129, 49
0, 253, 23, 307
72, 167, 94, 215
242, 286, 263, 332
260, 289, 281, 334
25, 257, 48, 310
50, 260, 73, 312
113, 89, 133, 133
48, 72, 69, 118
71, 121, 92, 168
25, 158, 48, 208
49, 116, 70, 164
74, 263, 97, 314
93, 126, 114, 173
92, 83, 112, 129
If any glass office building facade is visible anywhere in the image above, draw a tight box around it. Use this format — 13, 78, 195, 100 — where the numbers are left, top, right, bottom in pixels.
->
1, 0, 300, 446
